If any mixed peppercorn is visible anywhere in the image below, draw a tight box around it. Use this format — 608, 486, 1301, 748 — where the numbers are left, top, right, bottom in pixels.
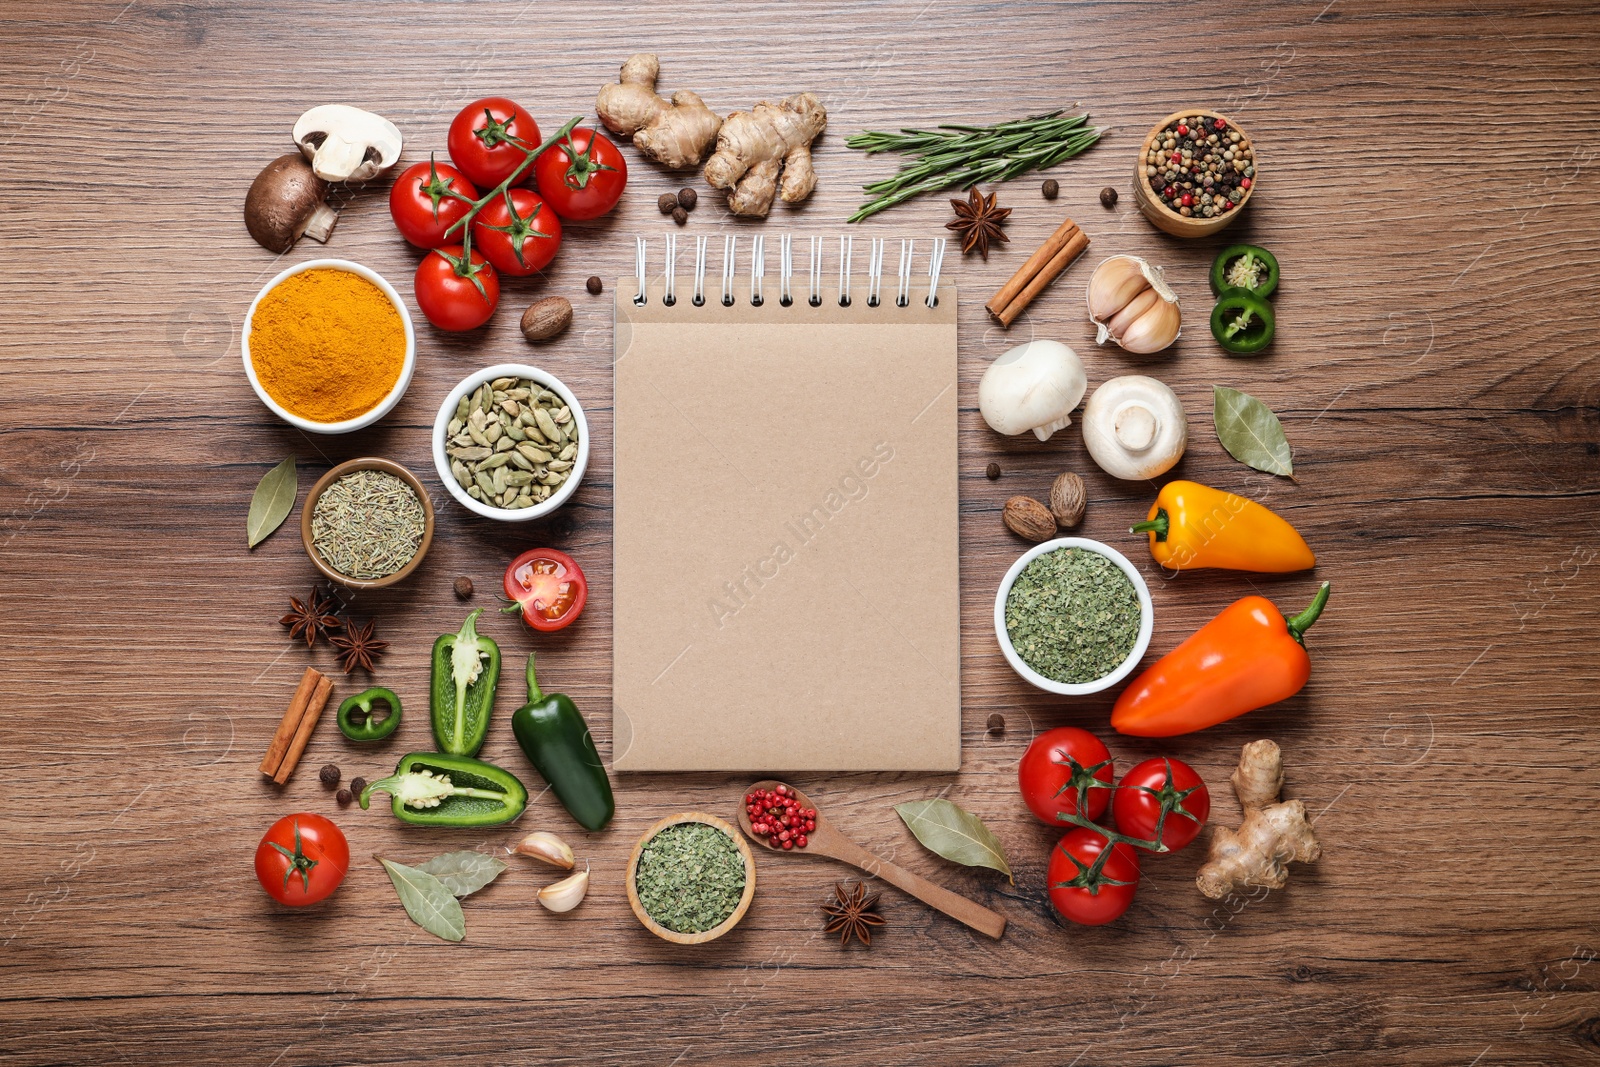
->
745, 784, 816, 850
1144, 114, 1254, 219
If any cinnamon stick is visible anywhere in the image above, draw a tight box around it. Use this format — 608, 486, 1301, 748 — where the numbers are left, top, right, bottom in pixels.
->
992, 228, 1091, 328
260, 667, 321, 777
274, 672, 334, 785
985, 216, 1079, 320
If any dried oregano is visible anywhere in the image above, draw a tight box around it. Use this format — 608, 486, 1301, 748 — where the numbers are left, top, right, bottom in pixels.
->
634, 822, 746, 933
1005, 547, 1140, 683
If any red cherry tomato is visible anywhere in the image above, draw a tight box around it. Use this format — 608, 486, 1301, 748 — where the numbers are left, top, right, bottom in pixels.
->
533, 127, 628, 221
448, 97, 540, 188
1046, 827, 1140, 926
502, 548, 587, 632
255, 813, 348, 907
388, 158, 479, 249
1018, 726, 1115, 827
414, 244, 498, 332
1112, 756, 1211, 853
471, 188, 562, 276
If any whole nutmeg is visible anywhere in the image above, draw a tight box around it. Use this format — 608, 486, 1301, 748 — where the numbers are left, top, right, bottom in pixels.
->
1041, 178, 1059, 200
520, 296, 572, 342
1003, 495, 1057, 542
657, 192, 678, 214
1100, 186, 1119, 208
586, 275, 603, 295
453, 575, 474, 599
1049, 472, 1086, 528
319, 764, 341, 789
671, 206, 688, 225
677, 187, 697, 210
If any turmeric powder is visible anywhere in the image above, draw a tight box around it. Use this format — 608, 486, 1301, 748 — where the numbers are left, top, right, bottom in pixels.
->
249, 268, 406, 423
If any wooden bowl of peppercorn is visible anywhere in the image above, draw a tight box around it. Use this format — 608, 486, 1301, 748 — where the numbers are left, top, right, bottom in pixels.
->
1133, 108, 1256, 238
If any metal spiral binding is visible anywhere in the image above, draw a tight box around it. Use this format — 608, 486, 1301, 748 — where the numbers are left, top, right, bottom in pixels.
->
634, 236, 648, 306
633, 235, 944, 309
662, 233, 678, 307
721, 235, 736, 306
809, 236, 823, 307
896, 239, 914, 307
779, 234, 794, 306
837, 234, 854, 307
867, 237, 885, 307
925, 238, 946, 308
692, 235, 709, 306
750, 234, 766, 306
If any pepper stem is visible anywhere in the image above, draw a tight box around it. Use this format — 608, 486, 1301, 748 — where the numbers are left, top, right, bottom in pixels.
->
1130, 509, 1170, 541
526, 652, 543, 703
1285, 581, 1331, 644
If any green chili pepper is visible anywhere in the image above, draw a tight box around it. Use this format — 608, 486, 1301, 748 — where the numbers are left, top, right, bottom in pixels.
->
336, 687, 402, 742
358, 752, 528, 827
510, 654, 614, 831
431, 609, 500, 757
1209, 244, 1279, 298
1210, 287, 1276, 354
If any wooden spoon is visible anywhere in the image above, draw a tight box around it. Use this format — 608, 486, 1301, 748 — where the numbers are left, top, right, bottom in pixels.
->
737, 780, 1006, 940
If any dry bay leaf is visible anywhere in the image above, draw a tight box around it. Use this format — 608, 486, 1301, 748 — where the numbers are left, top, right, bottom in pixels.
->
1213, 386, 1293, 476
378, 857, 466, 942
246, 456, 297, 548
416, 850, 508, 898
895, 798, 1014, 884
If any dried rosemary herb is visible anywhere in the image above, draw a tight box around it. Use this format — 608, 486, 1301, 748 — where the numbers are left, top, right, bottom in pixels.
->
634, 822, 746, 934
310, 470, 425, 580
1004, 547, 1140, 683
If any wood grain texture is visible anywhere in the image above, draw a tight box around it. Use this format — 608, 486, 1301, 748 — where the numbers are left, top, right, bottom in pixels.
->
1, 0, 1598, 1064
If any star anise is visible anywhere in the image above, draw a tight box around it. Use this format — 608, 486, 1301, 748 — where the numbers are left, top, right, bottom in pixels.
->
279, 589, 343, 649
329, 618, 388, 674
946, 187, 1010, 259
822, 881, 886, 947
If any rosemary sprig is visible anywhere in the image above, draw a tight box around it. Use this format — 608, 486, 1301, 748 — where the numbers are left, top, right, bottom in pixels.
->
845, 109, 1105, 222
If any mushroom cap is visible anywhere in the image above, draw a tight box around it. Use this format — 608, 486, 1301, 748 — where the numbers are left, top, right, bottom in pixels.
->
1082, 374, 1188, 480
978, 340, 1088, 442
244, 154, 332, 253
293, 105, 403, 182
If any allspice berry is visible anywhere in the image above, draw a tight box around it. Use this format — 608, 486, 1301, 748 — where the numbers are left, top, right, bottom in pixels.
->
319, 764, 341, 789
677, 187, 698, 210
671, 206, 688, 225
1041, 178, 1059, 200
985, 462, 1001, 480
1099, 186, 1119, 208
1049, 472, 1087, 528
657, 192, 678, 214
454, 575, 474, 599
586, 276, 603, 295
1003, 496, 1058, 542
349, 776, 367, 797
336, 788, 353, 807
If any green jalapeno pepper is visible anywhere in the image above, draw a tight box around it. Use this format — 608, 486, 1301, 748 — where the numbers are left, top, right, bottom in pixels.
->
431, 609, 500, 757
510, 654, 614, 831
1210, 287, 1276, 354
337, 687, 402, 742
358, 752, 528, 827
1209, 244, 1279, 298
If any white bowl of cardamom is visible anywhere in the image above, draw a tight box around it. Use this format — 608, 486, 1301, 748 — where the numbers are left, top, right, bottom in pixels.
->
432, 363, 589, 521
241, 258, 416, 434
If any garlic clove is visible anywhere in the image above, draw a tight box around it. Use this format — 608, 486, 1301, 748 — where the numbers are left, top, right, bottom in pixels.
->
538, 864, 590, 913
1118, 295, 1183, 354
508, 831, 575, 870
1105, 287, 1162, 340
1087, 256, 1150, 321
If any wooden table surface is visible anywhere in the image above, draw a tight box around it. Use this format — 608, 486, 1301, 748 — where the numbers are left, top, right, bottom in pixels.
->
2, 1, 1597, 1064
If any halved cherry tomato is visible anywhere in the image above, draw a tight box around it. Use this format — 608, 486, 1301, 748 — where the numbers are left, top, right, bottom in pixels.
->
448, 97, 540, 189
255, 813, 348, 907
502, 548, 587, 632
388, 157, 479, 249
415, 244, 499, 332
471, 188, 562, 276
533, 127, 628, 221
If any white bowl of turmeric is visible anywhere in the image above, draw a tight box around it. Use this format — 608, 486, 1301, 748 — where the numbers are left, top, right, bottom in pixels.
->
242, 258, 416, 433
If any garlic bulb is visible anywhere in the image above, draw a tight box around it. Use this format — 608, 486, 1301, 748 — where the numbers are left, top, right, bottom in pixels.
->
537, 864, 590, 913
1081, 375, 1188, 480
978, 340, 1088, 442
1086, 255, 1181, 354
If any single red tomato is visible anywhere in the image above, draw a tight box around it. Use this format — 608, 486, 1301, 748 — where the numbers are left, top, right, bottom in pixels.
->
1018, 726, 1115, 827
1112, 756, 1211, 853
388, 157, 479, 249
503, 548, 587, 631
1047, 827, 1140, 926
471, 188, 562, 276
255, 813, 348, 907
415, 244, 499, 331
448, 97, 540, 188
533, 127, 628, 220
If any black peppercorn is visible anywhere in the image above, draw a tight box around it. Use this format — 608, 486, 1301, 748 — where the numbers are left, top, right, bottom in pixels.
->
454, 575, 473, 599
336, 788, 353, 806
1099, 187, 1118, 208
658, 192, 678, 214
319, 764, 340, 789
985, 462, 1001, 480
1040, 178, 1059, 200
586, 276, 603, 295
349, 776, 367, 798
671, 206, 688, 225
677, 187, 697, 210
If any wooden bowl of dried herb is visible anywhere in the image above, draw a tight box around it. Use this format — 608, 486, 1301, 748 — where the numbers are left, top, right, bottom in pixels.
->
300, 457, 434, 589
627, 812, 756, 945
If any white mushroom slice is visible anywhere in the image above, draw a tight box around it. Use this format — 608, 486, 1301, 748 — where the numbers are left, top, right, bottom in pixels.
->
293, 105, 403, 182
1082, 375, 1188, 480
978, 340, 1088, 442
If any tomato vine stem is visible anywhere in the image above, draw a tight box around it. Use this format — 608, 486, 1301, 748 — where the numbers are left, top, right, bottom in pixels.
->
441, 115, 583, 268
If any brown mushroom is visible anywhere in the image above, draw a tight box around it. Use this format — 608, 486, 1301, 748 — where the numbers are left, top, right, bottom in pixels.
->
244, 154, 336, 253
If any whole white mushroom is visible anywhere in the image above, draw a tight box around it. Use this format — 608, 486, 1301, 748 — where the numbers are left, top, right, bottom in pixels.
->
1082, 375, 1188, 480
978, 340, 1088, 442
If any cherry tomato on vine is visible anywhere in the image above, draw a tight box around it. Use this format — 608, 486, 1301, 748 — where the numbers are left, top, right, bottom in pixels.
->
448, 97, 540, 188
415, 244, 499, 332
1018, 726, 1115, 827
502, 548, 587, 631
255, 813, 348, 907
470, 188, 562, 276
533, 127, 628, 221
1046, 827, 1140, 926
388, 158, 479, 249
1112, 756, 1210, 853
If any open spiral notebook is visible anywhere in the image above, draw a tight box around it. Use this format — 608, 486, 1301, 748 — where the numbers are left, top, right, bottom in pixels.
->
612, 235, 961, 772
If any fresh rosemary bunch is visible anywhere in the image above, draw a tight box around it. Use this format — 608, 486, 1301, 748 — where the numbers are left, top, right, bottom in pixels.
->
846, 109, 1104, 222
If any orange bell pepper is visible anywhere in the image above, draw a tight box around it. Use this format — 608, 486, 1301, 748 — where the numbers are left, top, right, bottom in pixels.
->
1112, 582, 1330, 737
1131, 480, 1314, 572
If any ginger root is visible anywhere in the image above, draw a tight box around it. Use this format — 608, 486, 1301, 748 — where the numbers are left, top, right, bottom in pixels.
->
1195, 739, 1321, 901
596, 54, 723, 170
704, 93, 826, 217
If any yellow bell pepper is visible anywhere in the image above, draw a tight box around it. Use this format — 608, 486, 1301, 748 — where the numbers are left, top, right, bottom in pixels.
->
1132, 481, 1315, 572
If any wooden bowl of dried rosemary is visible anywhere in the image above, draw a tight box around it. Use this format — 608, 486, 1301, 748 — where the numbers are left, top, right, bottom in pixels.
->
626, 812, 756, 945
300, 457, 434, 589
